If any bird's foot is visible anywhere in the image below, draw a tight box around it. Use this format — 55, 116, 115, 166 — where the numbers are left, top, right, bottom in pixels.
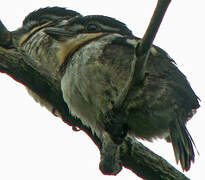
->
104, 108, 128, 145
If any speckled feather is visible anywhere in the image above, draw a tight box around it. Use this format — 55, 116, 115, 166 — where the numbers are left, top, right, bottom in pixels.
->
11, 7, 82, 115
23, 7, 81, 26
61, 33, 199, 171
13, 8, 200, 171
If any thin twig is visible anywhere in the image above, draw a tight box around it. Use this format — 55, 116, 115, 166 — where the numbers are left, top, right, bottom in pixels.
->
136, 0, 171, 56
120, 0, 171, 107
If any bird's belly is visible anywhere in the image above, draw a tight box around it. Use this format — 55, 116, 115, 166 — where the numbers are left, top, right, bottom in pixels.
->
61, 63, 106, 137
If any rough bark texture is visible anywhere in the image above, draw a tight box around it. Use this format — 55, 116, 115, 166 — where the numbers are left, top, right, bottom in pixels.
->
0, 46, 190, 179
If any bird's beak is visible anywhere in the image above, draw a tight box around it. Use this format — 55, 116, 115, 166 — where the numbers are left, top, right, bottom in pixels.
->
13, 21, 52, 47
44, 27, 106, 68
57, 32, 105, 62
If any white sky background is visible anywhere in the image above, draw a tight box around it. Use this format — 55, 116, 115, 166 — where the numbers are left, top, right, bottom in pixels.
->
0, 0, 204, 179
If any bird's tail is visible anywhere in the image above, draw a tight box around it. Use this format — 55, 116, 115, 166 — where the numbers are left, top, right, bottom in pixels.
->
169, 120, 197, 171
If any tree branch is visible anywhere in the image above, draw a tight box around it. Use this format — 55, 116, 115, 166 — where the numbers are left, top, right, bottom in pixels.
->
121, 137, 189, 180
136, 0, 171, 56
131, 0, 171, 85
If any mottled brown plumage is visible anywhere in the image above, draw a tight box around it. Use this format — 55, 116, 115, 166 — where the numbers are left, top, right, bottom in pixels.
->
57, 15, 199, 171
12, 8, 200, 173
11, 7, 82, 114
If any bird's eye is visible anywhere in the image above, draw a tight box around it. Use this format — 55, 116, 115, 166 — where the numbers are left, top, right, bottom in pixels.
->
87, 24, 98, 32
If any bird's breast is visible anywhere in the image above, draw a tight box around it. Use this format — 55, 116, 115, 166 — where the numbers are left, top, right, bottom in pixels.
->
61, 34, 137, 136
21, 30, 64, 80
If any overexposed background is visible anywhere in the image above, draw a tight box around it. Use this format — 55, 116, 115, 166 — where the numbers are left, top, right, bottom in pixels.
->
0, 1, 204, 179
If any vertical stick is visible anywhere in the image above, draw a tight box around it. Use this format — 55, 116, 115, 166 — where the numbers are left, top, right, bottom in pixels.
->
136, 0, 171, 56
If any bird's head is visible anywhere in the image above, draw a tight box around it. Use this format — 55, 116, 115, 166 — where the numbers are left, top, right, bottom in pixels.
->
12, 6, 82, 46
45, 15, 134, 38
42, 15, 135, 64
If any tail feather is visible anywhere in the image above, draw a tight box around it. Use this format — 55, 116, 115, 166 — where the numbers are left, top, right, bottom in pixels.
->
169, 120, 196, 171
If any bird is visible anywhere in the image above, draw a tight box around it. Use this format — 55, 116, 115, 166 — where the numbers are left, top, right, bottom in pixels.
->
12, 7, 200, 173
11, 7, 82, 115
46, 14, 200, 172
12, 6, 82, 78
